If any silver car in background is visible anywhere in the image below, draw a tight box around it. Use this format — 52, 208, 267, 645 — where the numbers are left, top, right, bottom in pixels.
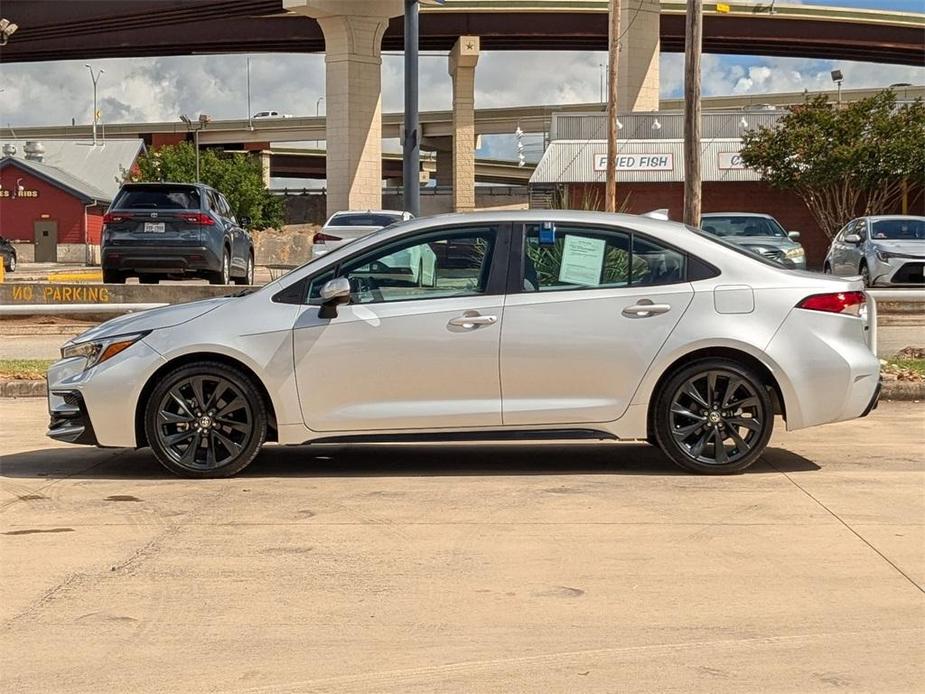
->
700, 213, 806, 269
824, 215, 925, 287
46, 211, 880, 479
313, 209, 413, 258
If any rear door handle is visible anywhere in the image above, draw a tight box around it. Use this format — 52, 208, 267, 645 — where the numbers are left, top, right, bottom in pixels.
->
447, 312, 498, 330
622, 302, 671, 318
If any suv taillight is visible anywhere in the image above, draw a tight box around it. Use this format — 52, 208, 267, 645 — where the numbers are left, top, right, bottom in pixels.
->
181, 213, 215, 225
102, 212, 132, 224
796, 291, 866, 317
313, 232, 342, 245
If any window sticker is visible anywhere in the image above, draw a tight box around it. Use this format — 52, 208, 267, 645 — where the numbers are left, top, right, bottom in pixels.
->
558, 235, 606, 286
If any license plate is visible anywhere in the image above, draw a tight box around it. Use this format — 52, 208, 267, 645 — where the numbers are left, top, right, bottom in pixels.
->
144, 222, 165, 233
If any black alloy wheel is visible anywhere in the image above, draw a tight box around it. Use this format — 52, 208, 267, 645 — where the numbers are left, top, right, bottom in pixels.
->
145, 362, 267, 477
654, 359, 773, 474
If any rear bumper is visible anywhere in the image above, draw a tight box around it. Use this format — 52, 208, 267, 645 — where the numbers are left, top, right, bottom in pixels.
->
860, 377, 882, 418
102, 245, 221, 274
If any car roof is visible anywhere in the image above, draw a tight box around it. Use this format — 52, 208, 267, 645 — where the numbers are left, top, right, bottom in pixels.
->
331, 209, 408, 216
864, 215, 925, 221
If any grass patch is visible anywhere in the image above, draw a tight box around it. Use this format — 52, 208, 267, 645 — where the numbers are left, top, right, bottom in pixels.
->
882, 357, 925, 382
0, 359, 55, 380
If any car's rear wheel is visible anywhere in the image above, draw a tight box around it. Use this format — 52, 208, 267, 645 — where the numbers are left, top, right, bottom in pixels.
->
653, 359, 774, 475
5, 254, 15, 272
209, 250, 231, 285
139, 274, 159, 284
144, 362, 267, 478
102, 268, 124, 284
233, 253, 254, 285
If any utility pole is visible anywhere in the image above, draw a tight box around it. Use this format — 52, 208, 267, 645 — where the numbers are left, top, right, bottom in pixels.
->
682, 0, 703, 226
403, 0, 421, 217
605, 0, 621, 212
246, 56, 252, 127
84, 64, 104, 146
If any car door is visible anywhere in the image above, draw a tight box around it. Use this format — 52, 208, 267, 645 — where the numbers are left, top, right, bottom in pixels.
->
292, 223, 509, 432
500, 222, 694, 425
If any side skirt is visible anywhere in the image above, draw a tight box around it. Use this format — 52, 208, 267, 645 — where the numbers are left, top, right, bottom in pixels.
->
305, 429, 619, 445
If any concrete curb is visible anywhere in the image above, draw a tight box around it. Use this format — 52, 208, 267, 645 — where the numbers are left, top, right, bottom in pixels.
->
3, 378, 924, 402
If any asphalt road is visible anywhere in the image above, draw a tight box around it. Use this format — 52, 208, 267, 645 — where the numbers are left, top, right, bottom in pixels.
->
1, 398, 922, 693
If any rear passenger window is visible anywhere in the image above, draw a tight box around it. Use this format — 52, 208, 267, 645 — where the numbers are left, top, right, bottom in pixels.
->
523, 226, 687, 291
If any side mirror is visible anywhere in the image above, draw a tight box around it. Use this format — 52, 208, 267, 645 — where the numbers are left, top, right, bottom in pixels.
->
787, 230, 800, 240
240, 216, 252, 228
844, 234, 862, 244
318, 277, 351, 319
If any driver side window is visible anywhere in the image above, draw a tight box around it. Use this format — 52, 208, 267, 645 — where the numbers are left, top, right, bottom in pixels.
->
307, 227, 497, 305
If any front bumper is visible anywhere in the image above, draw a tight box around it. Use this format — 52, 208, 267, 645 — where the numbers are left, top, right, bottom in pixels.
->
870, 257, 925, 286
47, 390, 99, 445
102, 245, 221, 274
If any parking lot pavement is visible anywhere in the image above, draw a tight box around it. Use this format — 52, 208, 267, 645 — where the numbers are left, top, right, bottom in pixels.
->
1, 398, 922, 693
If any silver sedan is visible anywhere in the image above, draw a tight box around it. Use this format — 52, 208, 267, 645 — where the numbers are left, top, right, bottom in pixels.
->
824, 215, 925, 287
47, 211, 881, 477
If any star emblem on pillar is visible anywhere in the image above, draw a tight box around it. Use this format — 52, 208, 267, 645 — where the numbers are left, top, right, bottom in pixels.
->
466, 41, 474, 50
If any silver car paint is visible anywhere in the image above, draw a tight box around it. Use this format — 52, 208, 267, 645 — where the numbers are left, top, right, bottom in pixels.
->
825, 216, 925, 286
47, 210, 879, 449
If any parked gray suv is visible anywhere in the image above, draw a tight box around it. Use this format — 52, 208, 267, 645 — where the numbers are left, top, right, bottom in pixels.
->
824, 215, 925, 287
700, 213, 806, 269
101, 182, 254, 285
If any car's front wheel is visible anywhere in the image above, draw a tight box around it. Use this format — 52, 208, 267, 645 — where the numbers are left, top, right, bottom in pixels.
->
5, 254, 15, 272
860, 262, 871, 287
144, 362, 267, 478
102, 268, 125, 284
653, 359, 774, 474
233, 253, 254, 286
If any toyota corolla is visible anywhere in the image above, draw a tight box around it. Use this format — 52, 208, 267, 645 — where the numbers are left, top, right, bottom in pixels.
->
47, 211, 881, 477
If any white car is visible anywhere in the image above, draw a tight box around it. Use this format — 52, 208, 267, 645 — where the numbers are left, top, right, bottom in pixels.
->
47, 211, 881, 478
313, 209, 413, 258
252, 111, 292, 119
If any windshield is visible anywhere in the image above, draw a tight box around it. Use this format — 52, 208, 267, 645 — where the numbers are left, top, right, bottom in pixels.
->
700, 216, 787, 239
871, 218, 925, 241
114, 186, 201, 210
328, 213, 402, 228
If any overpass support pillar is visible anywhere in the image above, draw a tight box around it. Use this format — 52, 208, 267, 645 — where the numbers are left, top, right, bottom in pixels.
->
284, 1, 403, 215
449, 36, 480, 212
260, 151, 272, 188
619, 0, 660, 111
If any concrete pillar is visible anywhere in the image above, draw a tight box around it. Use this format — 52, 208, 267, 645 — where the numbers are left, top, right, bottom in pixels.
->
259, 151, 271, 189
449, 36, 479, 212
435, 147, 454, 188
283, 1, 403, 215
618, 0, 660, 112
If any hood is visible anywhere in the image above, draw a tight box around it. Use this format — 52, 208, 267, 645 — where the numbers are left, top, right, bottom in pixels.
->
869, 239, 925, 257
69, 297, 230, 344
724, 236, 799, 250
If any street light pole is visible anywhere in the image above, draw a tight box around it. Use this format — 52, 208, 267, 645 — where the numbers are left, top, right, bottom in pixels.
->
403, 0, 421, 217
84, 64, 104, 146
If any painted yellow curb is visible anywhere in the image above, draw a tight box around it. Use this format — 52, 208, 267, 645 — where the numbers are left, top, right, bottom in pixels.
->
47, 270, 104, 284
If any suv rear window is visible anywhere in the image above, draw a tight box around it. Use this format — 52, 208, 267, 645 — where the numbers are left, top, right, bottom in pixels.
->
114, 186, 201, 210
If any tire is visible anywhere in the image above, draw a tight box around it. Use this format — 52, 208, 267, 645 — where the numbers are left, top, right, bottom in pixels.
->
144, 361, 267, 478
233, 253, 254, 286
139, 274, 159, 284
102, 268, 125, 284
860, 262, 871, 288
5, 255, 15, 272
653, 358, 774, 475
823, 262, 831, 274
209, 250, 231, 285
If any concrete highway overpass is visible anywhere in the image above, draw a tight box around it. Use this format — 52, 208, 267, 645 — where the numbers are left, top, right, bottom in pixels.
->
2, 0, 923, 65
6, 87, 921, 147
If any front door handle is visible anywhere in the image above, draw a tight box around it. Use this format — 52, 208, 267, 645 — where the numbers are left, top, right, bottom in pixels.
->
622, 301, 671, 318
447, 312, 498, 330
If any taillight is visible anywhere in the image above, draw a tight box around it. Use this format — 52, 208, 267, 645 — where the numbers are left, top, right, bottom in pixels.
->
796, 291, 866, 317
102, 212, 133, 224
181, 213, 215, 225
313, 232, 342, 245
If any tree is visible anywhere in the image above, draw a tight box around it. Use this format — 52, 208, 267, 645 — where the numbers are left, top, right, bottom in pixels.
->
129, 142, 284, 229
739, 90, 925, 238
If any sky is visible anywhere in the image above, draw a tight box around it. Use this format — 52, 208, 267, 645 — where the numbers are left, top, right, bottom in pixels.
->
0, 0, 922, 165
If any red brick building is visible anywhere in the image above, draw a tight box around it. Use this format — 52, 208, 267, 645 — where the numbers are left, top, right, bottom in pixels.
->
0, 139, 143, 263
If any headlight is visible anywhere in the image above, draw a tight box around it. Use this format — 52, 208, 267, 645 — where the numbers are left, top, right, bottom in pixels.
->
60, 332, 148, 370
785, 247, 805, 259
875, 249, 895, 262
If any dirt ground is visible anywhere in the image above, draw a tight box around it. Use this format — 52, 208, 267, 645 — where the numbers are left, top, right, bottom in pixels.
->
1, 398, 923, 693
